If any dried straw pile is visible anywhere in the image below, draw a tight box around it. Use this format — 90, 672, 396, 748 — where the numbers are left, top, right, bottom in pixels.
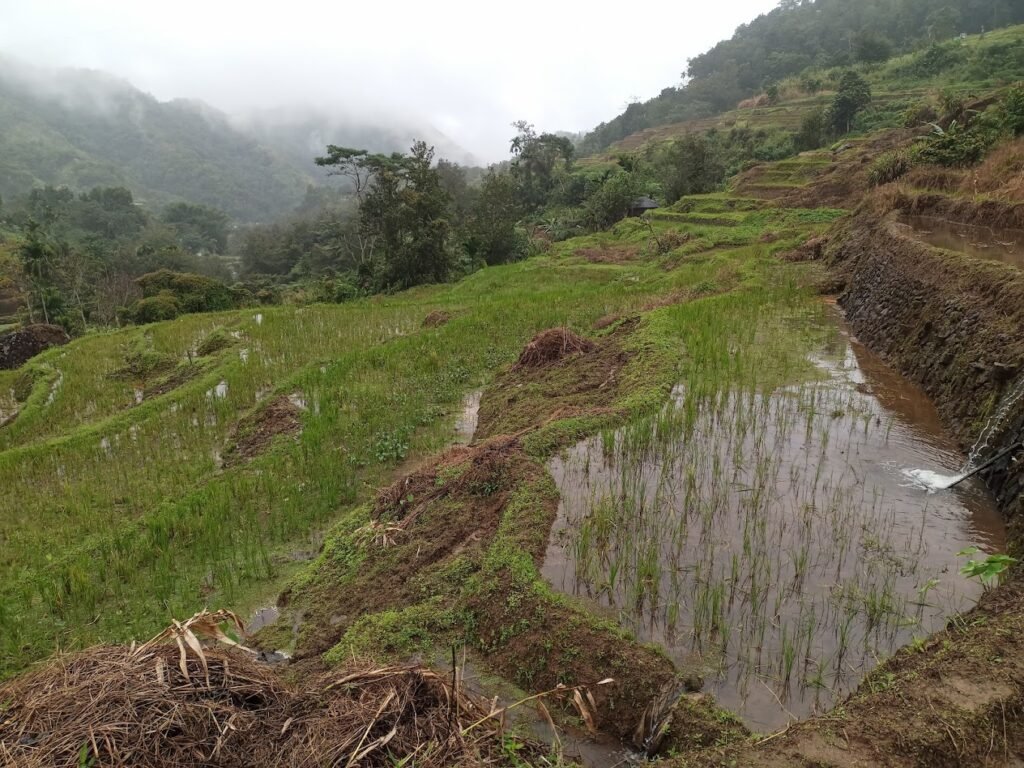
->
514, 328, 594, 370
0, 613, 536, 767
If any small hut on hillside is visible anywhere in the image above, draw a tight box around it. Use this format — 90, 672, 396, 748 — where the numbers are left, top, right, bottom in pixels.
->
628, 196, 659, 217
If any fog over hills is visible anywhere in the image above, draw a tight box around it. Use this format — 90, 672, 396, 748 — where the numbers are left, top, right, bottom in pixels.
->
0, 55, 475, 221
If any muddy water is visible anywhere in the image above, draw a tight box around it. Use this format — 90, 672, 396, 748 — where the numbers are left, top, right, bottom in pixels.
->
438, 654, 639, 768
897, 215, 1024, 270
454, 389, 482, 444
543, 313, 1006, 732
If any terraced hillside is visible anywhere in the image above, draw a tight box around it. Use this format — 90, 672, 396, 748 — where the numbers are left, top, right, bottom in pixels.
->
5, 115, 1024, 766
587, 24, 1024, 161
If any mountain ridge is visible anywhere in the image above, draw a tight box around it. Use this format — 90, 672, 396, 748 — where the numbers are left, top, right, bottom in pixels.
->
0, 56, 473, 222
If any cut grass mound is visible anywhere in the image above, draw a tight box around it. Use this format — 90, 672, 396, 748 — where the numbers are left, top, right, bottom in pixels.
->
513, 327, 595, 370
422, 310, 451, 328
224, 395, 304, 466
478, 319, 653, 451
0, 641, 545, 768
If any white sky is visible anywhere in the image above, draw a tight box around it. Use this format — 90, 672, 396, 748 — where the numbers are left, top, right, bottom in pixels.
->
0, 0, 779, 161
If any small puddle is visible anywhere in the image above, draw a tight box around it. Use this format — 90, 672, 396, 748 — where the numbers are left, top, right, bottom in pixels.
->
897, 214, 1024, 270
245, 605, 301, 664
455, 389, 482, 444
542, 311, 1006, 731
435, 653, 638, 767
247, 605, 280, 633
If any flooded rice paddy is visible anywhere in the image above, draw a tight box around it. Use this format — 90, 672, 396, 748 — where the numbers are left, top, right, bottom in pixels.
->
897, 214, 1024, 270
542, 309, 1005, 731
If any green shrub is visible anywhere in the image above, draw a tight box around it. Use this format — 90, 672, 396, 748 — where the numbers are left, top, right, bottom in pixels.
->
868, 151, 912, 186
132, 292, 180, 323
905, 42, 967, 78
1000, 83, 1024, 136
795, 110, 827, 151
196, 329, 232, 356
115, 339, 176, 382
135, 269, 236, 314
582, 170, 646, 230
902, 102, 939, 128
914, 121, 999, 167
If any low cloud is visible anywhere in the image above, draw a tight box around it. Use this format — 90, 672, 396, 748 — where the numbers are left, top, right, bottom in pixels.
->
0, 0, 778, 162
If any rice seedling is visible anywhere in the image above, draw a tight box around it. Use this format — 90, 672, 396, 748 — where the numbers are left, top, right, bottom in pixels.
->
542, 301, 1007, 729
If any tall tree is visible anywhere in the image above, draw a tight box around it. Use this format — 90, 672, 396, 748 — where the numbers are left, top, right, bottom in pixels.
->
829, 71, 872, 134
18, 221, 60, 325
509, 122, 575, 210
317, 142, 452, 289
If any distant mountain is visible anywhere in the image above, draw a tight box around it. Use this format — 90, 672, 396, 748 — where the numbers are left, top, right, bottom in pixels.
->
0, 57, 475, 222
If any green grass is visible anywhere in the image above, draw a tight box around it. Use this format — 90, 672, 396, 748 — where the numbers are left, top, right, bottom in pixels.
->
0, 195, 837, 679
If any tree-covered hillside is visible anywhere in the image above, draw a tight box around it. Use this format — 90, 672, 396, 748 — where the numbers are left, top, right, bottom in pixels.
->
0, 59, 317, 221
581, 0, 1024, 154
0, 58, 475, 223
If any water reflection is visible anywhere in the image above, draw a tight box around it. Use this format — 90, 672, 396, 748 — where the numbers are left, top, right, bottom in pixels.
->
897, 215, 1024, 270
543, 313, 1005, 730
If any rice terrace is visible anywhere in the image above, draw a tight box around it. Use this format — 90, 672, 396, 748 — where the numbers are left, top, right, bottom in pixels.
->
4, 3, 1024, 766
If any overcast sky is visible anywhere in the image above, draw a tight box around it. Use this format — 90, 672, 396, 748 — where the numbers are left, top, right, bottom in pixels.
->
0, 0, 779, 161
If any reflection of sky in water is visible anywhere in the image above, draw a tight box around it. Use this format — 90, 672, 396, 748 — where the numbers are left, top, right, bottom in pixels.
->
543, 312, 1006, 731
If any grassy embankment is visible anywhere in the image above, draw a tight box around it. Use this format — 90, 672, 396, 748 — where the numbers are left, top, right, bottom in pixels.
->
0, 200, 841, 682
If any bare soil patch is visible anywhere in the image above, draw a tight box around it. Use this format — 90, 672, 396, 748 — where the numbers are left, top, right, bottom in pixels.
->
143, 364, 204, 398
0, 324, 69, 370
592, 313, 621, 330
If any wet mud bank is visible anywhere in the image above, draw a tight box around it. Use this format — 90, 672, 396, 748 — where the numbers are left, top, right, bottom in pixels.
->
827, 208, 1024, 530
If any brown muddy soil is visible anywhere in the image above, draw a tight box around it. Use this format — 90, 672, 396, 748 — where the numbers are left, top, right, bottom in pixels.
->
143, 363, 205, 398
0, 324, 69, 370
223, 395, 303, 465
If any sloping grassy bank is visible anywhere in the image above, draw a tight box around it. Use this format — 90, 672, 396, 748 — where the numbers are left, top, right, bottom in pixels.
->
0, 201, 837, 683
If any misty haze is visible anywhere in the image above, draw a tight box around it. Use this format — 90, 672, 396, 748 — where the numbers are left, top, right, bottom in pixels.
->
2, 1, 1024, 766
